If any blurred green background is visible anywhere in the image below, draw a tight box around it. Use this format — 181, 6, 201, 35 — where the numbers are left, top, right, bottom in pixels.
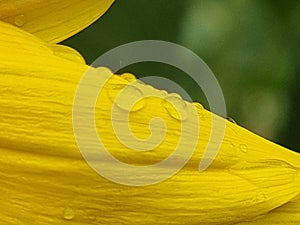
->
63, 0, 300, 152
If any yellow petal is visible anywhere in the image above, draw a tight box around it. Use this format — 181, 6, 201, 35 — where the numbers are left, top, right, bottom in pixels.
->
0, 21, 300, 224
48, 44, 86, 64
236, 197, 300, 225
0, 0, 114, 43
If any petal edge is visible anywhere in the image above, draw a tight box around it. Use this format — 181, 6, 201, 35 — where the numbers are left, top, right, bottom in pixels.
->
0, 0, 115, 43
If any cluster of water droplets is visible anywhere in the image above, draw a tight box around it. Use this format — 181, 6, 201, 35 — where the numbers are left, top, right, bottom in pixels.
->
107, 74, 206, 123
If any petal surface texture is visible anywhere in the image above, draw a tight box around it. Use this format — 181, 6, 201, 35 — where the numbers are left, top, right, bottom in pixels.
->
0, 0, 114, 43
0, 21, 300, 225
236, 197, 300, 225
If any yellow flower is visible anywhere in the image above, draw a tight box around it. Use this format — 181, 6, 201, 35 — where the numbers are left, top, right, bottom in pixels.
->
0, 1, 299, 224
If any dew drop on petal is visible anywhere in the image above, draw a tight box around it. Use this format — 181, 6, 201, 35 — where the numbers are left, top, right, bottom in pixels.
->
112, 85, 145, 112
120, 73, 136, 82
159, 90, 168, 97
193, 102, 204, 111
14, 14, 26, 27
192, 102, 205, 119
227, 117, 237, 124
255, 192, 267, 203
239, 144, 248, 153
63, 207, 75, 220
163, 94, 188, 121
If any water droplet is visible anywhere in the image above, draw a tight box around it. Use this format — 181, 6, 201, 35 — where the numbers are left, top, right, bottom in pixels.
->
192, 102, 205, 119
193, 102, 204, 111
227, 117, 236, 124
63, 207, 75, 220
120, 73, 136, 82
161, 90, 168, 96
14, 14, 26, 27
163, 94, 188, 121
109, 84, 145, 111
239, 144, 248, 153
220, 142, 239, 164
255, 192, 267, 203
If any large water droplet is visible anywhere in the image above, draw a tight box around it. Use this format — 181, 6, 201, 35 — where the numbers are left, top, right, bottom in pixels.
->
63, 207, 75, 220
14, 14, 26, 27
120, 73, 136, 82
110, 84, 145, 111
163, 94, 188, 121
239, 144, 248, 153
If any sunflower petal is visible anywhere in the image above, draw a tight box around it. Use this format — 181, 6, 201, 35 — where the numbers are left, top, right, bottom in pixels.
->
236, 197, 300, 225
0, 0, 114, 43
48, 44, 86, 64
0, 20, 300, 224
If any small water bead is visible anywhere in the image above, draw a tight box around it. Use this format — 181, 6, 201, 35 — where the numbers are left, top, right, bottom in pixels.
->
255, 192, 267, 203
163, 94, 188, 121
120, 73, 136, 82
220, 142, 239, 164
111, 84, 145, 112
193, 102, 204, 111
239, 144, 248, 153
14, 14, 26, 27
63, 207, 75, 220
160, 90, 168, 96
192, 102, 205, 119
227, 117, 237, 124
